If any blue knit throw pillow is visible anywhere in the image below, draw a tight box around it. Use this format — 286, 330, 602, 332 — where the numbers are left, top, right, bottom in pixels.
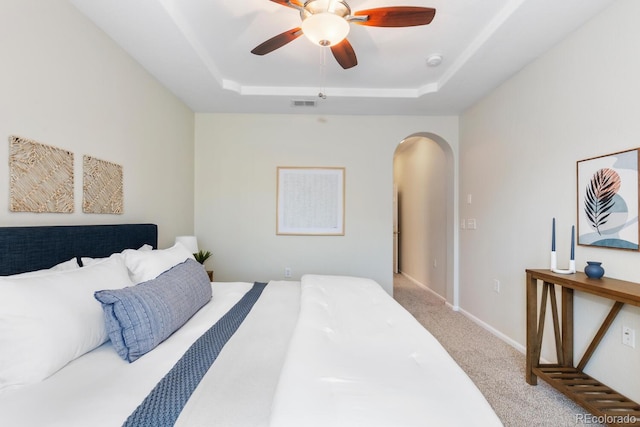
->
94, 258, 212, 362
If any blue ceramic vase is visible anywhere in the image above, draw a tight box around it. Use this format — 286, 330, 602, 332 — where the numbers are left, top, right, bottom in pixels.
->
584, 261, 604, 279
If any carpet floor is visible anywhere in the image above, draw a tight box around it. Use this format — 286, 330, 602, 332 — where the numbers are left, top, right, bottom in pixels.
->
393, 273, 605, 427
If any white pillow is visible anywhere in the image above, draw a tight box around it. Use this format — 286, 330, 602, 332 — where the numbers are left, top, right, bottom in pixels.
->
81, 243, 153, 267
7, 258, 80, 278
50, 258, 81, 271
0, 255, 133, 390
122, 243, 194, 284
138, 243, 154, 252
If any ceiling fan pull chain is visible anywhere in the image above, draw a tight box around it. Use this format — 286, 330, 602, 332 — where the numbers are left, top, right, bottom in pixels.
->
318, 48, 327, 99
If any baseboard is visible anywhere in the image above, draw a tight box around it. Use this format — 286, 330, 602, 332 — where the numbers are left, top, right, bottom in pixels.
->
398, 271, 527, 355
457, 307, 526, 354
399, 271, 458, 310
399, 271, 446, 301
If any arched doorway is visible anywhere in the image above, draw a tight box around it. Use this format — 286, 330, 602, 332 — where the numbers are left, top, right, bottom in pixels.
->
393, 133, 458, 307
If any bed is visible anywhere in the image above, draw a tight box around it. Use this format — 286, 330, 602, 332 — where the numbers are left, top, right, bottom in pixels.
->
0, 224, 502, 427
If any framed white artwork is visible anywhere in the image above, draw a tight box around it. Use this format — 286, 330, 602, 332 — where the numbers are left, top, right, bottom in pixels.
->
276, 167, 345, 236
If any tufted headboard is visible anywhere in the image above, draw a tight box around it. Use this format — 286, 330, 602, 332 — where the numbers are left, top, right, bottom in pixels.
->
0, 223, 157, 276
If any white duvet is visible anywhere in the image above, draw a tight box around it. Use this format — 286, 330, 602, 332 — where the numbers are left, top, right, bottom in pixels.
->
270, 275, 502, 427
0, 275, 502, 427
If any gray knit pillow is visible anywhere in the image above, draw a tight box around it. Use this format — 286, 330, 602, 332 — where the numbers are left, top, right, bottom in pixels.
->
94, 259, 211, 362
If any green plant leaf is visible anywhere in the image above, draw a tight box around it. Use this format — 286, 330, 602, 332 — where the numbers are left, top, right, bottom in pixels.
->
193, 250, 212, 264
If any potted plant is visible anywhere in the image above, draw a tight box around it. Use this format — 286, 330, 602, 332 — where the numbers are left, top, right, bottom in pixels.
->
193, 250, 213, 280
193, 250, 212, 265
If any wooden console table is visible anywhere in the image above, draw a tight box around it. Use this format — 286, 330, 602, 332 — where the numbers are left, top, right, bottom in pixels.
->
526, 269, 640, 425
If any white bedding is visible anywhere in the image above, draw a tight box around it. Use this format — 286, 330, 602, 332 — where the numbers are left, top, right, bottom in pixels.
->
0, 276, 502, 427
0, 282, 263, 427
270, 275, 502, 426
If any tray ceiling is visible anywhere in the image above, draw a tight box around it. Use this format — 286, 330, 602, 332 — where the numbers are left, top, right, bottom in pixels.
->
70, 0, 615, 115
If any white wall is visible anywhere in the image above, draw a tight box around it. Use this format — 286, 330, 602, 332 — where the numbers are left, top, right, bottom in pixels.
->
0, 0, 195, 247
194, 114, 458, 295
394, 137, 447, 296
460, 0, 640, 402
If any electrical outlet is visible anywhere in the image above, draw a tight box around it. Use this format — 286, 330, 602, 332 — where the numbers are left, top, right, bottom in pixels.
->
623, 326, 636, 348
493, 279, 500, 293
284, 267, 292, 278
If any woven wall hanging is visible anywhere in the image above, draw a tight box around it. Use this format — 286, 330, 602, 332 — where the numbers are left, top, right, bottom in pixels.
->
83, 155, 123, 214
9, 135, 74, 213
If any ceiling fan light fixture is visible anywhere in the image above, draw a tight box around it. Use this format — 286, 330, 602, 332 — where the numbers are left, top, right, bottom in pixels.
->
301, 12, 350, 46
251, 0, 436, 70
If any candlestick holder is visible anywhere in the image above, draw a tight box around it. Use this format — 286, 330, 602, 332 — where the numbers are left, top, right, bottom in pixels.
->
550, 218, 575, 274
551, 252, 576, 274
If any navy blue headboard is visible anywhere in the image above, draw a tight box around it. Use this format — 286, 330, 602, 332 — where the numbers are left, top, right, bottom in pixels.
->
0, 224, 157, 276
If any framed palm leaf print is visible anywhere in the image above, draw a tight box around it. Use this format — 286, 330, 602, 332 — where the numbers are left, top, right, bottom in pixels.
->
577, 148, 639, 250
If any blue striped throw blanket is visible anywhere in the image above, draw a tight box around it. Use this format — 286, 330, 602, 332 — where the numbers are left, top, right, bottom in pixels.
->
123, 282, 268, 427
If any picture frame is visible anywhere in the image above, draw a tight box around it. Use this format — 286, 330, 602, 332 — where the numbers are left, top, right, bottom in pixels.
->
276, 167, 345, 236
577, 148, 639, 251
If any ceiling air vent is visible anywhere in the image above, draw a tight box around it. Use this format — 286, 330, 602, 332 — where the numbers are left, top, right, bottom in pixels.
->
291, 99, 317, 108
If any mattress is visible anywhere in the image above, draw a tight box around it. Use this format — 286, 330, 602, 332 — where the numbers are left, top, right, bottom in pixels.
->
0, 275, 502, 427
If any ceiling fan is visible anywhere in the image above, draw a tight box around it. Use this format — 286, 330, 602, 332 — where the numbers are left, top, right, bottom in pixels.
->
251, 0, 436, 69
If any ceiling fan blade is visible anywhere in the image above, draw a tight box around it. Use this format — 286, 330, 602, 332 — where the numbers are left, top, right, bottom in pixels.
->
251, 28, 303, 55
352, 7, 436, 27
331, 39, 358, 69
269, 0, 303, 9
